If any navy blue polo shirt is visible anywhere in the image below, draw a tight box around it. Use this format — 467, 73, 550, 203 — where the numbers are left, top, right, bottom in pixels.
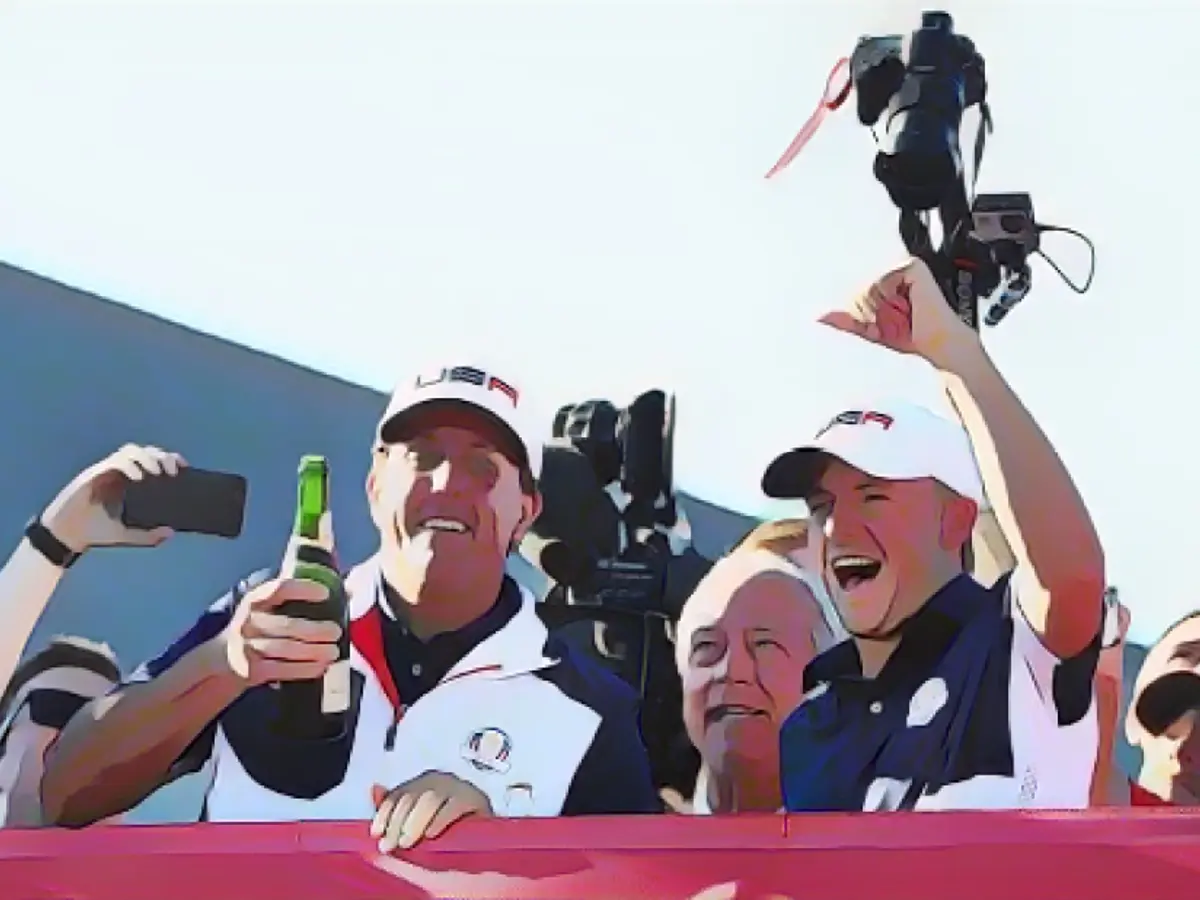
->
129, 569, 660, 818
779, 571, 1101, 812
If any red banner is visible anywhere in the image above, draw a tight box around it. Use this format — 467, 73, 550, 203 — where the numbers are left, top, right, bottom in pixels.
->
2, 810, 1198, 900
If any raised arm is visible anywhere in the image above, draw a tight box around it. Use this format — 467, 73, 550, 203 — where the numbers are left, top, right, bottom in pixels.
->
819, 258, 1105, 659
0, 543, 67, 692
0, 446, 183, 692
938, 340, 1105, 658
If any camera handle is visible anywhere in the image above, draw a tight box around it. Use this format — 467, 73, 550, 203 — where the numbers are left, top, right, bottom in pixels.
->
900, 210, 1000, 332
893, 93, 998, 331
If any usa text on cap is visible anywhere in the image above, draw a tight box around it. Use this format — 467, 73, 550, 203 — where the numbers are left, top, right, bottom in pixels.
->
377, 364, 543, 479
761, 401, 984, 504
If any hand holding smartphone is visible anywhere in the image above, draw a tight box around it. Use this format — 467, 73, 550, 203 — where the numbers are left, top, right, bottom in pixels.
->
120, 467, 248, 539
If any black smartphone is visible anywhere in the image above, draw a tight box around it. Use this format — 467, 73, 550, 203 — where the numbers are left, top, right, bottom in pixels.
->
120, 468, 248, 539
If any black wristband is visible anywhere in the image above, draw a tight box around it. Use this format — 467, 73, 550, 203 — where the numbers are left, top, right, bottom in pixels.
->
25, 519, 81, 569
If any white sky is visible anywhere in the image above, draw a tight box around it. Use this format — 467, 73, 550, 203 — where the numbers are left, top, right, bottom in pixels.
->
0, 1, 1194, 643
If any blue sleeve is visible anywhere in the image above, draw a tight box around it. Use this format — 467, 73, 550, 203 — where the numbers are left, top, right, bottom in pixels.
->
560, 703, 661, 816
124, 569, 273, 780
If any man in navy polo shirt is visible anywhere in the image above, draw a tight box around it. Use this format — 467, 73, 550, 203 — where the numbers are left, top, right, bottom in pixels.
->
42, 361, 659, 847
762, 259, 1107, 811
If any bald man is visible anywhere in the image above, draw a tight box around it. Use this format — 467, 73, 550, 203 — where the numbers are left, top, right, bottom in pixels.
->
673, 519, 842, 813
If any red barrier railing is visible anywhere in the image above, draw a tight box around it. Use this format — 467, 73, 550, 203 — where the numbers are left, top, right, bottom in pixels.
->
1, 810, 1198, 900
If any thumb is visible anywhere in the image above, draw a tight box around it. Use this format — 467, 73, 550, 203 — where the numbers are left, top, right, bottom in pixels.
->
371, 784, 388, 808
819, 311, 882, 344
280, 535, 300, 572
818, 310, 867, 335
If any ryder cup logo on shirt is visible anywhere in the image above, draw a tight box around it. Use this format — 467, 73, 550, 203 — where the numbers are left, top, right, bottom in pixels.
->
462, 727, 513, 774
907, 677, 949, 728
415, 366, 521, 409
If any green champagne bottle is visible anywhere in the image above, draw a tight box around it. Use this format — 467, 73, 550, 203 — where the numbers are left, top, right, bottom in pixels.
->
274, 455, 351, 740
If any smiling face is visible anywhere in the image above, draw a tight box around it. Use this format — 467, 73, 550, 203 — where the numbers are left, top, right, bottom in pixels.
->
679, 557, 831, 801
368, 403, 541, 611
804, 456, 976, 640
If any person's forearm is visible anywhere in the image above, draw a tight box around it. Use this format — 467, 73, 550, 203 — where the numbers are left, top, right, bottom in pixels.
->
0, 540, 67, 691
40, 638, 242, 827
938, 342, 1105, 657
1090, 671, 1122, 806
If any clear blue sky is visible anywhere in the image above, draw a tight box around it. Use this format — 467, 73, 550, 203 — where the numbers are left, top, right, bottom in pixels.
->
0, 1, 1193, 643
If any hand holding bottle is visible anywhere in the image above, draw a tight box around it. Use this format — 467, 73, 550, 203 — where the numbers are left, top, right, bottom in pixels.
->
218, 576, 343, 687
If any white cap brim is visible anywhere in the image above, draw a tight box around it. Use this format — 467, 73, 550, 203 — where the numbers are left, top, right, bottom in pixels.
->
762, 403, 984, 505
378, 367, 543, 479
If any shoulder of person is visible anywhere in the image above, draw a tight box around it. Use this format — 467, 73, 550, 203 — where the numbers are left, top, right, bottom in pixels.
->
198, 568, 279, 618
126, 568, 274, 683
541, 632, 641, 718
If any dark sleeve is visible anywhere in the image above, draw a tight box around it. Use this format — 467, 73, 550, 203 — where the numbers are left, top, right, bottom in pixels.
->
122, 569, 273, 780
1000, 569, 1102, 728
559, 704, 661, 816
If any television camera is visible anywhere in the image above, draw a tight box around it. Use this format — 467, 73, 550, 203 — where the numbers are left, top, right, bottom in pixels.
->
519, 389, 711, 794
768, 10, 1097, 330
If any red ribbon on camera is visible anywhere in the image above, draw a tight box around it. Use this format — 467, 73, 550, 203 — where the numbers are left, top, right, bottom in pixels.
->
765, 57, 853, 180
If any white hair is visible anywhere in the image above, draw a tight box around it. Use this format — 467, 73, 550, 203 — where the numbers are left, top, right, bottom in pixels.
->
675, 548, 845, 673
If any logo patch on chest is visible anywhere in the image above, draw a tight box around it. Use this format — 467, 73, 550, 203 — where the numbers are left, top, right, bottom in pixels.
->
906, 677, 949, 728
462, 727, 513, 773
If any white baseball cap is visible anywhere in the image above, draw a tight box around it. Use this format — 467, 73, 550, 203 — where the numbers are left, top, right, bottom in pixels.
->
377, 364, 543, 479
761, 400, 984, 504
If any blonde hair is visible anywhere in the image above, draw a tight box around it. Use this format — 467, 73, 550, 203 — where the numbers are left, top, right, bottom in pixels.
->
677, 519, 845, 672
730, 518, 830, 609
727, 517, 811, 557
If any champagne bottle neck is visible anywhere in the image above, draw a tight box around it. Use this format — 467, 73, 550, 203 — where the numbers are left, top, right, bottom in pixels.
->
294, 509, 321, 541
295, 458, 330, 541
294, 543, 336, 569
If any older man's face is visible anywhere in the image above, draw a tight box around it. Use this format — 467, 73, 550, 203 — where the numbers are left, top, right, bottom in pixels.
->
679, 562, 829, 774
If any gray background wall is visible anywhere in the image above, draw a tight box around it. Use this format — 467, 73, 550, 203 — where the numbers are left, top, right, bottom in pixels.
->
0, 262, 757, 820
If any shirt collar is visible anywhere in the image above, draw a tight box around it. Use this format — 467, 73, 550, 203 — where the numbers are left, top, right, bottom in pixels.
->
1129, 780, 1173, 807
803, 574, 991, 689
346, 554, 557, 680
378, 574, 521, 662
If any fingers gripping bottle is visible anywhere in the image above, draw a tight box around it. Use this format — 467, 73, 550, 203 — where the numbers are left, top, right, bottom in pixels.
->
274, 456, 351, 740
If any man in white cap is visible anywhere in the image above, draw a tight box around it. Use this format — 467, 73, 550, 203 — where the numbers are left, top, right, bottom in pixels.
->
1124, 611, 1200, 806
764, 258, 1107, 811
43, 363, 659, 845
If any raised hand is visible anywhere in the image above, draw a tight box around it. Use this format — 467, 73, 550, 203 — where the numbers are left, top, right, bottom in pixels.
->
41, 444, 187, 553
818, 257, 980, 366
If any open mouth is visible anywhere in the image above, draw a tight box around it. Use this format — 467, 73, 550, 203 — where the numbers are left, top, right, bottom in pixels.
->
830, 555, 883, 590
705, 704, 768, 725
417, 517, 471, 535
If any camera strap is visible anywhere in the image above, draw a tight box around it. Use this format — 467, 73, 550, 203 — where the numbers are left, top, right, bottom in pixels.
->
765, 57, 852, 179
765, 56, 993, 196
